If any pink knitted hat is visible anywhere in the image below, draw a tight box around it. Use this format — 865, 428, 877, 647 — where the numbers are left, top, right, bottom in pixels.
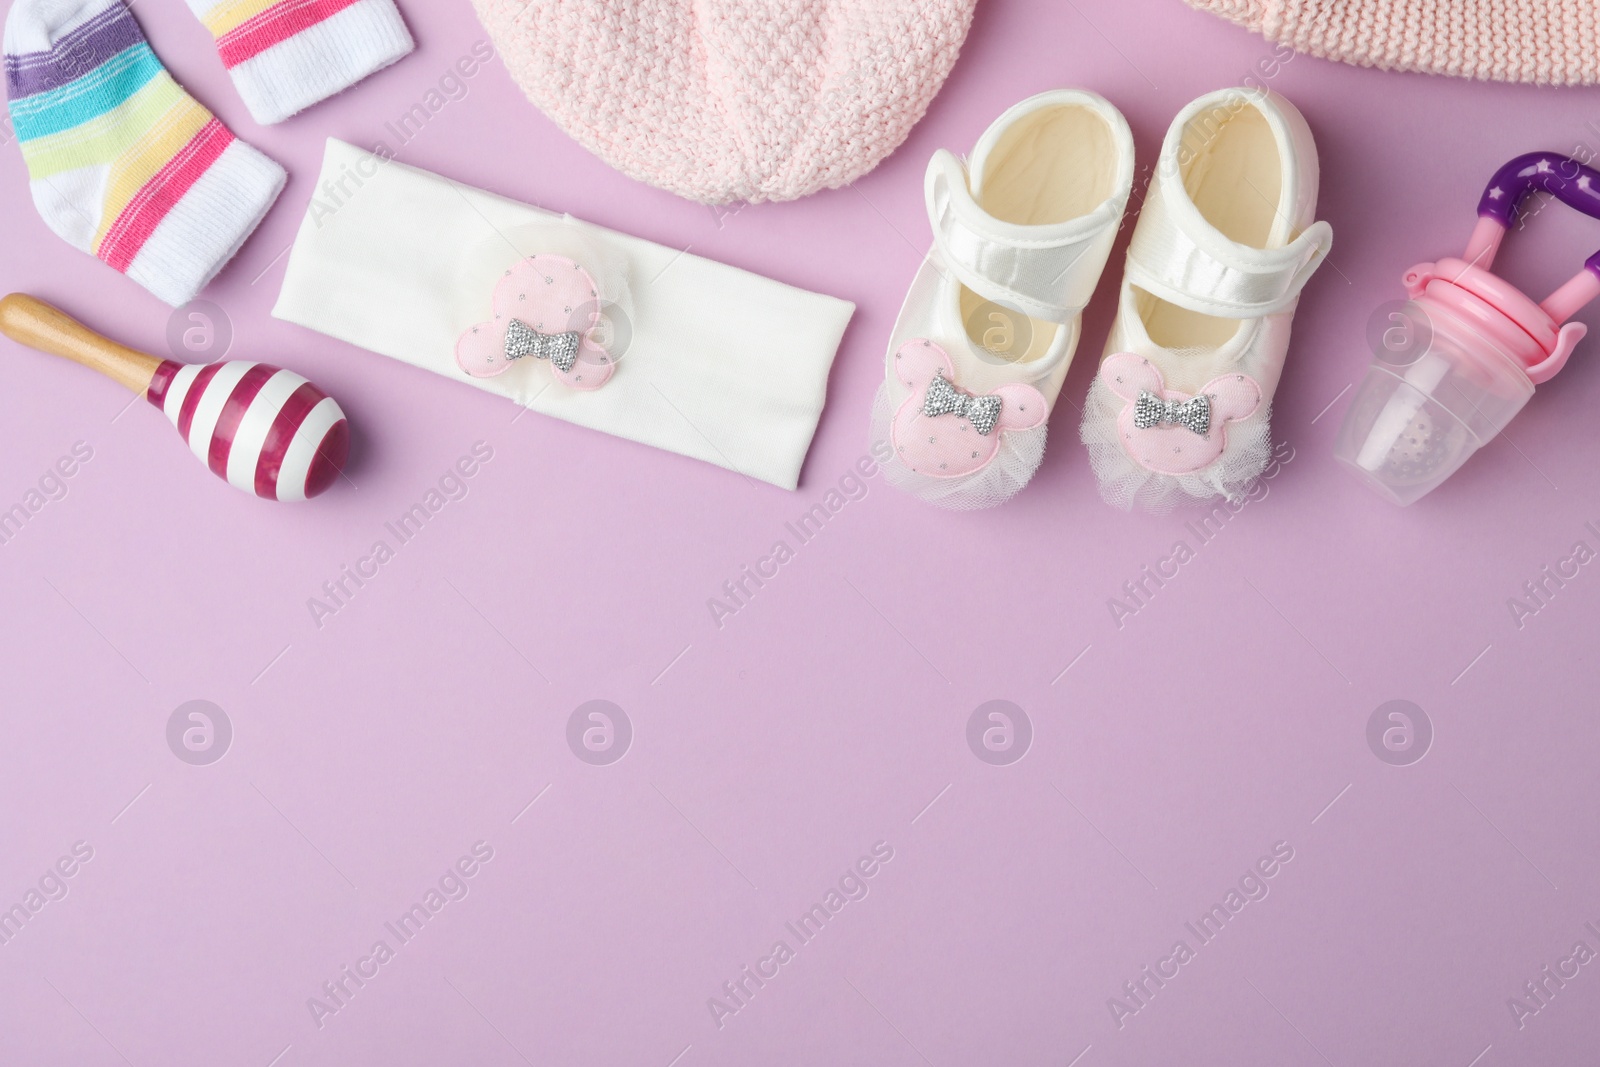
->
1187, 0, 1600, 85
471, 0, 977, 204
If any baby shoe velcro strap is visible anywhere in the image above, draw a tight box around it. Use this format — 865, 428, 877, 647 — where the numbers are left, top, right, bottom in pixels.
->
1126, 202, 1333, 319
925, 151, 1122, 325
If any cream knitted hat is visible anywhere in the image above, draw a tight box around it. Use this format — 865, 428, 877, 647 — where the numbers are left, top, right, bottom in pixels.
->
1187, 0, 1600, 85
470, 0, 977, 204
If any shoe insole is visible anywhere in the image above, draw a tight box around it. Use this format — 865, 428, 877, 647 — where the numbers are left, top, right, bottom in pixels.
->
959, 104, 1118, 363
1142, 104, 1284, 351
981, 106, 1118, 226
958, 284, 1061, 364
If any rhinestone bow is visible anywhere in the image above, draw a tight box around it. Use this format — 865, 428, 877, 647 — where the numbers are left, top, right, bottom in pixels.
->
1133, 390, 1211, 436
505, 318, 582, 373
922, 373, 1003, 436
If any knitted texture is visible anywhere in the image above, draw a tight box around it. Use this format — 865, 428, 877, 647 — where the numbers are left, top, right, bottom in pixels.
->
5, 0, 286, 306
1186, 0, 1600, 85
184, 0, 415, 124
470, 0, 977, 204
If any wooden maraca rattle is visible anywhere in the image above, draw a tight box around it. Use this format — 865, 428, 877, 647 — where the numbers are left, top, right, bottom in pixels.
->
0, 294, 349, 502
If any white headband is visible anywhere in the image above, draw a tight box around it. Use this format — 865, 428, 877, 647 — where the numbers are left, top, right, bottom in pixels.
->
272, 140, 855, 489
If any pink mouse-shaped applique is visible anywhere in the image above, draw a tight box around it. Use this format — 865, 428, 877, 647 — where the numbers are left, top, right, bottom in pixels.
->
1101, 352, 1263, 476
455, 254, 615, 391
891, 339, 1048, 478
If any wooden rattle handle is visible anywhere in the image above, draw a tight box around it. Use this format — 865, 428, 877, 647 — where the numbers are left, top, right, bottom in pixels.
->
0, 293, 166, 396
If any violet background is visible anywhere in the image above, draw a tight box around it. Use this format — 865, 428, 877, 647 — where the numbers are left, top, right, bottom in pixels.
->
3, 0, 1600, 1064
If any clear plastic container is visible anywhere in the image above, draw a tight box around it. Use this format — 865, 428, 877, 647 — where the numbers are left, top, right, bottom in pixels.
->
1334, 302, 1535, 506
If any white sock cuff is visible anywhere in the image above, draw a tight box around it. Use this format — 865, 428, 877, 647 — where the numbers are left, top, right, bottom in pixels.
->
206, 0, 414, 125
126, 139, 287, 306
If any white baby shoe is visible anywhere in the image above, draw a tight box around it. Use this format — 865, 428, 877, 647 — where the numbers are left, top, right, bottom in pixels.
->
1081, 87, 1333, 510
872, 89, 1135, 509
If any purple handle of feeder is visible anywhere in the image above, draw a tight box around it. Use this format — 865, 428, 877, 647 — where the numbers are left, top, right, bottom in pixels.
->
1478, 151, 1600, 277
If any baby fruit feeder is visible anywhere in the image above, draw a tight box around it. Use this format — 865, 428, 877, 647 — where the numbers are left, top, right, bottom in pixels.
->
1334, 151, 1599, 505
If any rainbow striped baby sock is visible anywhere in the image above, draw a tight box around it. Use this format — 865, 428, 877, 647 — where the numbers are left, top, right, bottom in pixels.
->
5, 0, 286, 307
186, 0, 414, 125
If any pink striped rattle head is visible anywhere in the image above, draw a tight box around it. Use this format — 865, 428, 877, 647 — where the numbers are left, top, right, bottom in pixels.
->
0, 294, 349, 502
